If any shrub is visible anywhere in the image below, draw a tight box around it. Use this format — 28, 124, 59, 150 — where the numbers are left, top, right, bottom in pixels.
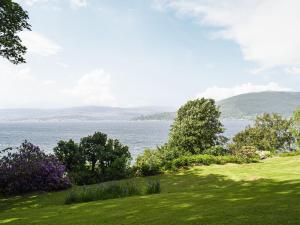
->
65, 181, 140, 204
231, 146, 260, 159
172, 154, 259, 169
146, 180, 161, 194
0, 141, 71, 195
203, 145, 229, 156
135, 149, 162, 176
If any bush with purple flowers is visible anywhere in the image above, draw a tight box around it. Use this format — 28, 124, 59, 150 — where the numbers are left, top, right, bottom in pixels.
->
0, 141, 71, 195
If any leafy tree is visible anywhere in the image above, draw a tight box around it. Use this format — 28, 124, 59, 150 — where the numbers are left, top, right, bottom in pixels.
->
80, 132, 107, 172
168, 98, 224, 154
53, 139, 85, 172
79, 132, 131, 181
0, 0, 31, 64
231, 113, 295, 152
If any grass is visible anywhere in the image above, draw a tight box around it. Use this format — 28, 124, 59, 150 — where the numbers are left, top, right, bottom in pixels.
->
1, 156, 300, 224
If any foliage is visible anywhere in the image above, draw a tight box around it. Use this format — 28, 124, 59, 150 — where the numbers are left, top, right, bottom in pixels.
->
65, 181, 141, 204
292, 107, 300, 149
53, 139, 85, 172
135, 149, 162, 176
146, 180, 161, 194
172, 154, 259, 169
168, 98, 224, 154
0, 0, 31, 64
231, 113, 295, 152
231, 146, 259, 159
54, 132, 132, 185
79, 132, 131, 180
202, 145, 229, 156
0, 141, 71, 195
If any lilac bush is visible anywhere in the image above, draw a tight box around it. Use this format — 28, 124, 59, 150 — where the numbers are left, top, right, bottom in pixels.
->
0, 141, 71, 195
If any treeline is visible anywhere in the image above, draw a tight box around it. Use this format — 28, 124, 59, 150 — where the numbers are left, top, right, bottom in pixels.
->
1, 98, 300, 195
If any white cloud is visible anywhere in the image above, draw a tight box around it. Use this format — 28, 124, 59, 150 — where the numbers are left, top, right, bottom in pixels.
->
196, 82, 292, 101
154, 0, 300, 71
64, 69, 116, 106
285, 66, 300, 76
70, 0, 88, 9
19, 0, 48, 6
20, 31, 61, 56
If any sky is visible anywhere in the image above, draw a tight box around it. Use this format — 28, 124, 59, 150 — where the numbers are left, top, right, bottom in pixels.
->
1, 0, 300, 108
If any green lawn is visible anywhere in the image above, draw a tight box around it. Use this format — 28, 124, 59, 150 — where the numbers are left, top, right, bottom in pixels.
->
1, 156, 300, 225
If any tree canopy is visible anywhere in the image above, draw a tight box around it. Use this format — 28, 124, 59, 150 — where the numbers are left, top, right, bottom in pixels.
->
0, 0, 31, 64
168, 98, 224, 154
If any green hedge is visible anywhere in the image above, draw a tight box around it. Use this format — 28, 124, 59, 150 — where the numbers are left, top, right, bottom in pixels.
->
172, 154, 259, 168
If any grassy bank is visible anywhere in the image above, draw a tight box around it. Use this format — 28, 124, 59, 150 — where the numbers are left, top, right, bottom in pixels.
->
1, 156, 300, 225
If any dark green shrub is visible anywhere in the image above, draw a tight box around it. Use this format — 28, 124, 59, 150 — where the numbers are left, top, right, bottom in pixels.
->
203, 145, 228, 156
146, 180, 161, 194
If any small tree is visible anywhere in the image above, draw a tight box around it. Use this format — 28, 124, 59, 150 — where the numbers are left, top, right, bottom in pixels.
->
80, 132, 107, 172
168, 98, 224, 154
231, 113, 295, 152
79, 132, 131, 180
0, 0, 31, 64
53, 139, 85, 172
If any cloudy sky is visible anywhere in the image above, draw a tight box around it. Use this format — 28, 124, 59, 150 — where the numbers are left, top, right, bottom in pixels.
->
1, 0, 300, 108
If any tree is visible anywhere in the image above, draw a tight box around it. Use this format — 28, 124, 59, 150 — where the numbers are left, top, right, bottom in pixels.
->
0, 0, 31, 64
53, 139, 85, 172
79, 132, 131, 181
231, 113, 295, 152
80, 132, 107, 172
168, 98, 224, 154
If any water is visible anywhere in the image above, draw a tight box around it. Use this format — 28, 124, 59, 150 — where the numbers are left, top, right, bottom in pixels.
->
0, 119, 251, 158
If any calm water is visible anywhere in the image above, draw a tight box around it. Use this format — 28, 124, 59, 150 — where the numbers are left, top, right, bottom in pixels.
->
0, 120, 251, 158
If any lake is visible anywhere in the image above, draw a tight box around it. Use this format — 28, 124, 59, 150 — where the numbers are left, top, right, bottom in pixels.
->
0, 119, 251, 158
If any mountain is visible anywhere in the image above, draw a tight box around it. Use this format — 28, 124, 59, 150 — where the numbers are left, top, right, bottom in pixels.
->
218, 91, 300, 119
134, 91, 300, 120
0, 106, 176, 122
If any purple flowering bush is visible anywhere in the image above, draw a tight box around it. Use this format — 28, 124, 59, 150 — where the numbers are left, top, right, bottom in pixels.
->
0, 141, 71, 195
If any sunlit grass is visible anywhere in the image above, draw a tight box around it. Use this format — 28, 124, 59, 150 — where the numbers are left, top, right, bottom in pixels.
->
1, 156, 300, 225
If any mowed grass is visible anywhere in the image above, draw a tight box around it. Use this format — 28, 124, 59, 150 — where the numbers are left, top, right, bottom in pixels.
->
1, 156, 300, 225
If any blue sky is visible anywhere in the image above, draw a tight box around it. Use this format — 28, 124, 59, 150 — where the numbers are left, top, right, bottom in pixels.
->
1, 0, 300, 108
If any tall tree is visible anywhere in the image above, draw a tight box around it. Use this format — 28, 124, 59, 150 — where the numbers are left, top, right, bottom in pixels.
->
0, 0, 31, 64
168, 98, 224, 154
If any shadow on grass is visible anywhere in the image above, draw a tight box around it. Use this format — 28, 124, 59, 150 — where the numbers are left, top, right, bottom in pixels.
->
1, 171, 300, 225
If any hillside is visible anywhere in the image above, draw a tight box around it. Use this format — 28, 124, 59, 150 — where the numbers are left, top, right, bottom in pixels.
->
136, 91, 300, 120
1, 155, 300, 225
0, 106, 175, 122
218, 91, 300, 119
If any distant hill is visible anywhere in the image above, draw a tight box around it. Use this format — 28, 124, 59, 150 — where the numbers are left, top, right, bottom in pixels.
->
135, 91, 300, 120
218, 91, 300, 119
0, 106, 175, 122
